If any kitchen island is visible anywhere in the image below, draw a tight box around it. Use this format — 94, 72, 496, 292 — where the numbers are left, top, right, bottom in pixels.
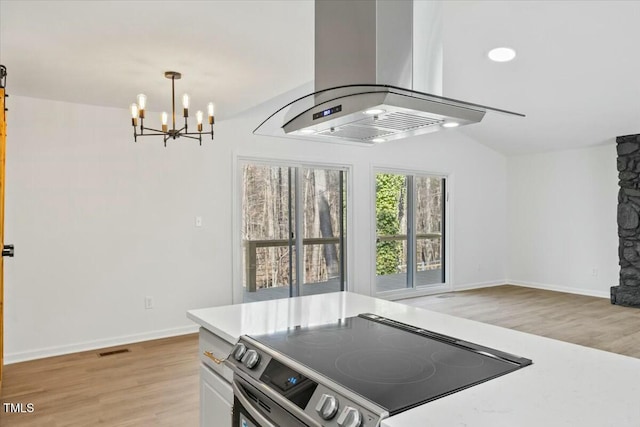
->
187, 291, 640, 426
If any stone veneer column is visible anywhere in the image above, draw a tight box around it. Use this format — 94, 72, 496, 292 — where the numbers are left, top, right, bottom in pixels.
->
612, 134, 640, 307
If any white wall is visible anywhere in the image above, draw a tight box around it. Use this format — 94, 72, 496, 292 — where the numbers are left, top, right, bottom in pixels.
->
4, 93, 510, 362
507, 144, 619, 297
5, 95, 231, 362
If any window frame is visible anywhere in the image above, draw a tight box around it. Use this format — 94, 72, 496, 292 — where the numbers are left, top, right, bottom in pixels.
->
372, 166, 452, 299
232, 155, 353, 304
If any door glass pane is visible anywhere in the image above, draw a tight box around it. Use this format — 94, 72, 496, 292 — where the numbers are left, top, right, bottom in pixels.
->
375, 173, 408, 292
241, 164, 295, 302
415, 176, 445, 286
300, 168, 346, 295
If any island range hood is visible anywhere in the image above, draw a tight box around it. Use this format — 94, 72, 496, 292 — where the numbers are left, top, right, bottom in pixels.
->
254, 0, 524, 145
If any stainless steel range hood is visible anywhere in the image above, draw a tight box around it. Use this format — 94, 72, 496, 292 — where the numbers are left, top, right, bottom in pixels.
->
254, 0, 523, 145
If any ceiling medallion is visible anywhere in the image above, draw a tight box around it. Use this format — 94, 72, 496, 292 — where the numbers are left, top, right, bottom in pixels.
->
130, 71, 214, 147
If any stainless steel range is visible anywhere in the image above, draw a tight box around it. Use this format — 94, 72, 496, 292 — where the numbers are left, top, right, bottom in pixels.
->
225, 314, 532, 427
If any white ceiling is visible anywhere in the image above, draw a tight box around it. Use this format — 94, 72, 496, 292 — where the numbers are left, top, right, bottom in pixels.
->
1, 0, 639, 155
0, 1, 314, 119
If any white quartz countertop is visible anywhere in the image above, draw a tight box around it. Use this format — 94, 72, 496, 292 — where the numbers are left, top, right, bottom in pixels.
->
187, 291, 640, 426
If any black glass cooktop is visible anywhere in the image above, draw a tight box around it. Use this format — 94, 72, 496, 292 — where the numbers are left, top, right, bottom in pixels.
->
249, 314, 532, 416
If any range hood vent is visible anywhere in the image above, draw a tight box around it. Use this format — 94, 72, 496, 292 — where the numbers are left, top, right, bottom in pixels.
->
255, 1, 523, 145
366, 112, 443, 132
324, 111, 443, 142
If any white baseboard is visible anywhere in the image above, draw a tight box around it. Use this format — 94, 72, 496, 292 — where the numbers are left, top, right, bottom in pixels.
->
452, 280, 505, 292
380, 280, 506, 301
5, 325, 200, 365
424, 279, 610, 300
377, 283, 452, 301
508, 280, 610, 299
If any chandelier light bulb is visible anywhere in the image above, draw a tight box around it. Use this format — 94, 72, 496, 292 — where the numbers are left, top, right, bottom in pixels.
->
161, 111, 168, 132
136, 94, 147, 119
182, 94, 190, 118
130, 103, 139, 127
207, 102, 215, 124
137, 94, 147, 110
196, 110, 203, 131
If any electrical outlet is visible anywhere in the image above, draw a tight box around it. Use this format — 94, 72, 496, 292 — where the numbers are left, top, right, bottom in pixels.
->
145, 296, 154, 309
591, 268, 599, 277
195, 216, 203, 227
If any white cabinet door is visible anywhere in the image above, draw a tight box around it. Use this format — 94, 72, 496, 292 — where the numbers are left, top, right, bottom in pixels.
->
200, 364, 233, 427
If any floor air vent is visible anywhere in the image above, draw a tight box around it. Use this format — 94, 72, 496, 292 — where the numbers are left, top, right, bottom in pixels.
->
98, 348, 130, 357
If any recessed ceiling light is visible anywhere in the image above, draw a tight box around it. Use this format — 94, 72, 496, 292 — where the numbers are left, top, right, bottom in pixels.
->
365, 109, 386, 115
372, 138, 386, 143
299, 128, 316, 134
442, 122, 459, 128
488, 47, 516, 62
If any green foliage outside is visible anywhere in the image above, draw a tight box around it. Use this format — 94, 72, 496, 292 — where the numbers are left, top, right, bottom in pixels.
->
376, 174, 405, 275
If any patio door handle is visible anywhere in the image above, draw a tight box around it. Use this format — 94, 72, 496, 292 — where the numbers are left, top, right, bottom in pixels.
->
2, 244, 14, 257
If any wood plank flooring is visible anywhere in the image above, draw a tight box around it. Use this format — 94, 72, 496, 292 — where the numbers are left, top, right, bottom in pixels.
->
402, 285, 640, 358
0, 334, 199, 426
1, 285, 639, 426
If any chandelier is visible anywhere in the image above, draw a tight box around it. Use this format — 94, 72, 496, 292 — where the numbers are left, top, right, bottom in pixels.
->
130, 71, 214, 146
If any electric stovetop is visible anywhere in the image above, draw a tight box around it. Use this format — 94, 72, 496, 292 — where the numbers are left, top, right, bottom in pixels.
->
249, 313, 532, 416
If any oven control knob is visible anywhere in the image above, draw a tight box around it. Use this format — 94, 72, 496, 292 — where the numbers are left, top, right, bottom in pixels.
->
337, 406, 362, 427
233, 343, 247, 361
242, 349, 261, 369
315, 393, 339, 420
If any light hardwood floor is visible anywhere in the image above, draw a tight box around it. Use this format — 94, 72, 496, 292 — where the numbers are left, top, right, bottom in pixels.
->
0, 334, 199, 426
1, 285, 639, 426
403, 285, 640, 359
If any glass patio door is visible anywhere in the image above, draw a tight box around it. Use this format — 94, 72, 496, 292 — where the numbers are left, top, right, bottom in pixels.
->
300, 167, 346, 297
375, 171, 445, 294
241, 163, 346, 302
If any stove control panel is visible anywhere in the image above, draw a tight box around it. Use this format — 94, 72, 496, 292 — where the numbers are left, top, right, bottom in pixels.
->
315, 393, 339, 420
229, 342, 269, 378
232, 343, 246, 361
242, 349, 261, 369
337, 406, 362, 427
307, 384, 379, 427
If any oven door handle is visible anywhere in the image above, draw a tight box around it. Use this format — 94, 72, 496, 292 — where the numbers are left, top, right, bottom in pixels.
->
232, 380, 277, 427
